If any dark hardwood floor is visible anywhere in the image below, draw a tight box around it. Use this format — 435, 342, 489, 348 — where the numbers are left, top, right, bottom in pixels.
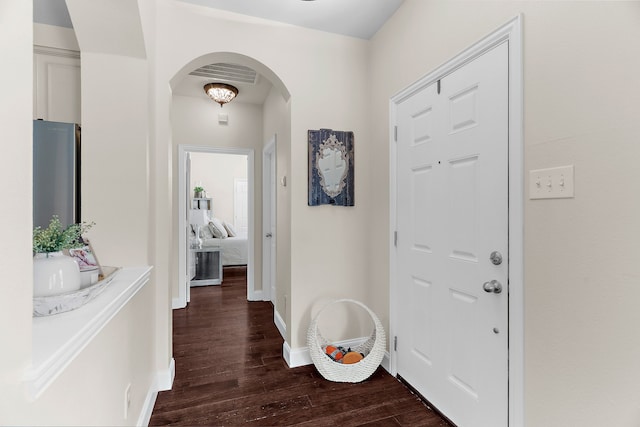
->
150, 266, 450, 426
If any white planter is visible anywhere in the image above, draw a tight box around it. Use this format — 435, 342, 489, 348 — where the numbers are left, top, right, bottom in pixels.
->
33, 251, 81, 297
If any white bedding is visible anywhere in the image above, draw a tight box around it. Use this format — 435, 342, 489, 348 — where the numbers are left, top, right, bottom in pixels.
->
201, 236, 248, 266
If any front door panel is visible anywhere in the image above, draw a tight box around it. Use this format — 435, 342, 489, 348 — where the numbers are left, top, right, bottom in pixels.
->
396, 42, 509, 427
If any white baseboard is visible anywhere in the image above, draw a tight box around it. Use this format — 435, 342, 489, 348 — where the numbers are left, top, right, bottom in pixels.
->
248, 290, 263, 302
172, 297, 186, 310
283, 341, 312, 368
274, 309, 286, 340
381, 351, 391, 373
284, 337, 383, 369
156, 357, 175, 391
138, 358, 175, 427
137, 388, 157, 427
282, 341, 291, 366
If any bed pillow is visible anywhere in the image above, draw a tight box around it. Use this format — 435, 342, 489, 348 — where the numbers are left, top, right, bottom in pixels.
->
209, 218, 228, 239
223, 221, 237, 237
200, 225, 214, 239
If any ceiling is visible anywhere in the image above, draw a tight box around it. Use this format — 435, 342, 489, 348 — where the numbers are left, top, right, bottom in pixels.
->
172, 65, 273, 105
173, 0, 405, 102
178, 0, 404, 40
34, 0, 405, 104
34, 0, 73, 28
34, 0, 405, 40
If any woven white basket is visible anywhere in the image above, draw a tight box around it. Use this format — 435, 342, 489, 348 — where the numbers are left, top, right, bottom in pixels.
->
307, 299, 386, 383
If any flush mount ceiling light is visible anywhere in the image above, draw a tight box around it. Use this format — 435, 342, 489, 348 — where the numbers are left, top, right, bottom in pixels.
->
203, 83, 238, 107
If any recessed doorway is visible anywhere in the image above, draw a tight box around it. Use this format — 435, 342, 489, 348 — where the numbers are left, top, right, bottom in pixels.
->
177, 145, 255, 306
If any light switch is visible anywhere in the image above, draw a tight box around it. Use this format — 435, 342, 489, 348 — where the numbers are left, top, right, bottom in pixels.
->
529, 165, 574, 199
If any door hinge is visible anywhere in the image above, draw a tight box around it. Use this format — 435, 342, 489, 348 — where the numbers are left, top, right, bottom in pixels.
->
394, 126, 398, 142
437, 79, 441, 94
394, 336, 398, 351
394, 231, 398, 247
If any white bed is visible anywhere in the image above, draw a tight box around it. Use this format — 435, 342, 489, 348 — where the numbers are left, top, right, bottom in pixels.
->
201, 236, 248, 266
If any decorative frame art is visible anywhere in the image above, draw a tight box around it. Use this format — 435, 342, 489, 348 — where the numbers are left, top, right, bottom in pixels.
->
308, 129, 354, 206
66, 240, 102, 275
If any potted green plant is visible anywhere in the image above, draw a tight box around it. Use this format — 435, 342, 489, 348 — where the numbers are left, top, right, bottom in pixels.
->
33, 216, 94, 297
194, 186, 205, 198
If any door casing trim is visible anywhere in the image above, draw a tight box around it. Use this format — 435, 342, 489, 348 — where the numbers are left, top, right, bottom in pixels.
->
177, 144, 256, 307
388, 15, 524, 426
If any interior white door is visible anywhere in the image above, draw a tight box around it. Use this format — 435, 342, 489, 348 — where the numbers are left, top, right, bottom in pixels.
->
186, 152, 192, 303
262, 142, 277, 304
396, 42, 509, 427
269, 150, 276, 304
34, 51, 81, 124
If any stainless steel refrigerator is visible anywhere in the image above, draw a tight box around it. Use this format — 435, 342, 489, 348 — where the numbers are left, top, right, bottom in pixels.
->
33, 120, 81, 229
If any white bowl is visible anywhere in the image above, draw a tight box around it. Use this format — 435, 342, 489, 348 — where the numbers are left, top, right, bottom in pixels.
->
80, 267, 100, 288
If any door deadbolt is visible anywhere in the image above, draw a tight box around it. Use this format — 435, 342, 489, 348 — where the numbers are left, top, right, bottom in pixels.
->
490, 251, 503, 265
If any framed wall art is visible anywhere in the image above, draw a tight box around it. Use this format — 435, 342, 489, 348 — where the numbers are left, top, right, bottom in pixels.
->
308, 128, 354, 206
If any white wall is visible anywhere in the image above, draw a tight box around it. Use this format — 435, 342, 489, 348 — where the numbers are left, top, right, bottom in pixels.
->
17, 2, 159, 424
288, 56, 372, 348
0, 0, 35, 423
8, 1, 638, 425
262, 86, 291, 340
190, 152, 248, 226
73, 49, 157, 425
371, 1, 640, 425
81, 52, 150, 267
0, 2, 161, 425
157, 0, 371, 352
9, 286, 155, 426
136, 0, 173, 381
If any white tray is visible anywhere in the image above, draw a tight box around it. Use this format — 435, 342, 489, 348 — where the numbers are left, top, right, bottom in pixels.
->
33, 266, 120, 317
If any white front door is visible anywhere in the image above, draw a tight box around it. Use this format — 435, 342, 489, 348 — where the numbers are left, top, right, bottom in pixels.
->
396, 42, 509, 427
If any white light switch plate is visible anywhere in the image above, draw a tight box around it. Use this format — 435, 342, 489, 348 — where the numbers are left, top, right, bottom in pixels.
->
529, 165, 574, 199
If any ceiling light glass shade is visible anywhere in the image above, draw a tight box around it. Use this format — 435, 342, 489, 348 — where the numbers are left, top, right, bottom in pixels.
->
204, 83, 238, 107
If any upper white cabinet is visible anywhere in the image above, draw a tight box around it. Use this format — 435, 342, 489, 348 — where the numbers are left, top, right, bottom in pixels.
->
34, 47, 81, 124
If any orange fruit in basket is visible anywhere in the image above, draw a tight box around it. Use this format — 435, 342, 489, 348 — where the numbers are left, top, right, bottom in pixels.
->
343, 351, 364, 364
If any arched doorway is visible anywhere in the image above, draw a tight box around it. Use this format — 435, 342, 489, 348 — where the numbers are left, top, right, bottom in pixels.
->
169, 52, 290, 320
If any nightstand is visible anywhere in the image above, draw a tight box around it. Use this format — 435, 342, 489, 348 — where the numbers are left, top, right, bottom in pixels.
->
190, 246, 222, 286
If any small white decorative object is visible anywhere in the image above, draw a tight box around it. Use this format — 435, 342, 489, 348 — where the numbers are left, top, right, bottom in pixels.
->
33, 251, 81, 297
33, 267, 120, 317
190, 208, 209, 248
32, 215, 95, 298
80, 267, 100, 287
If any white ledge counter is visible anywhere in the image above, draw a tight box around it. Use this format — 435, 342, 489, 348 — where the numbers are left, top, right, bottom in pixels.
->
25, 266, 153, 400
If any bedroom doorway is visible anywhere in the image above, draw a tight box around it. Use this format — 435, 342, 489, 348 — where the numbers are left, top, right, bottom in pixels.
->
177, 145, 255, 307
